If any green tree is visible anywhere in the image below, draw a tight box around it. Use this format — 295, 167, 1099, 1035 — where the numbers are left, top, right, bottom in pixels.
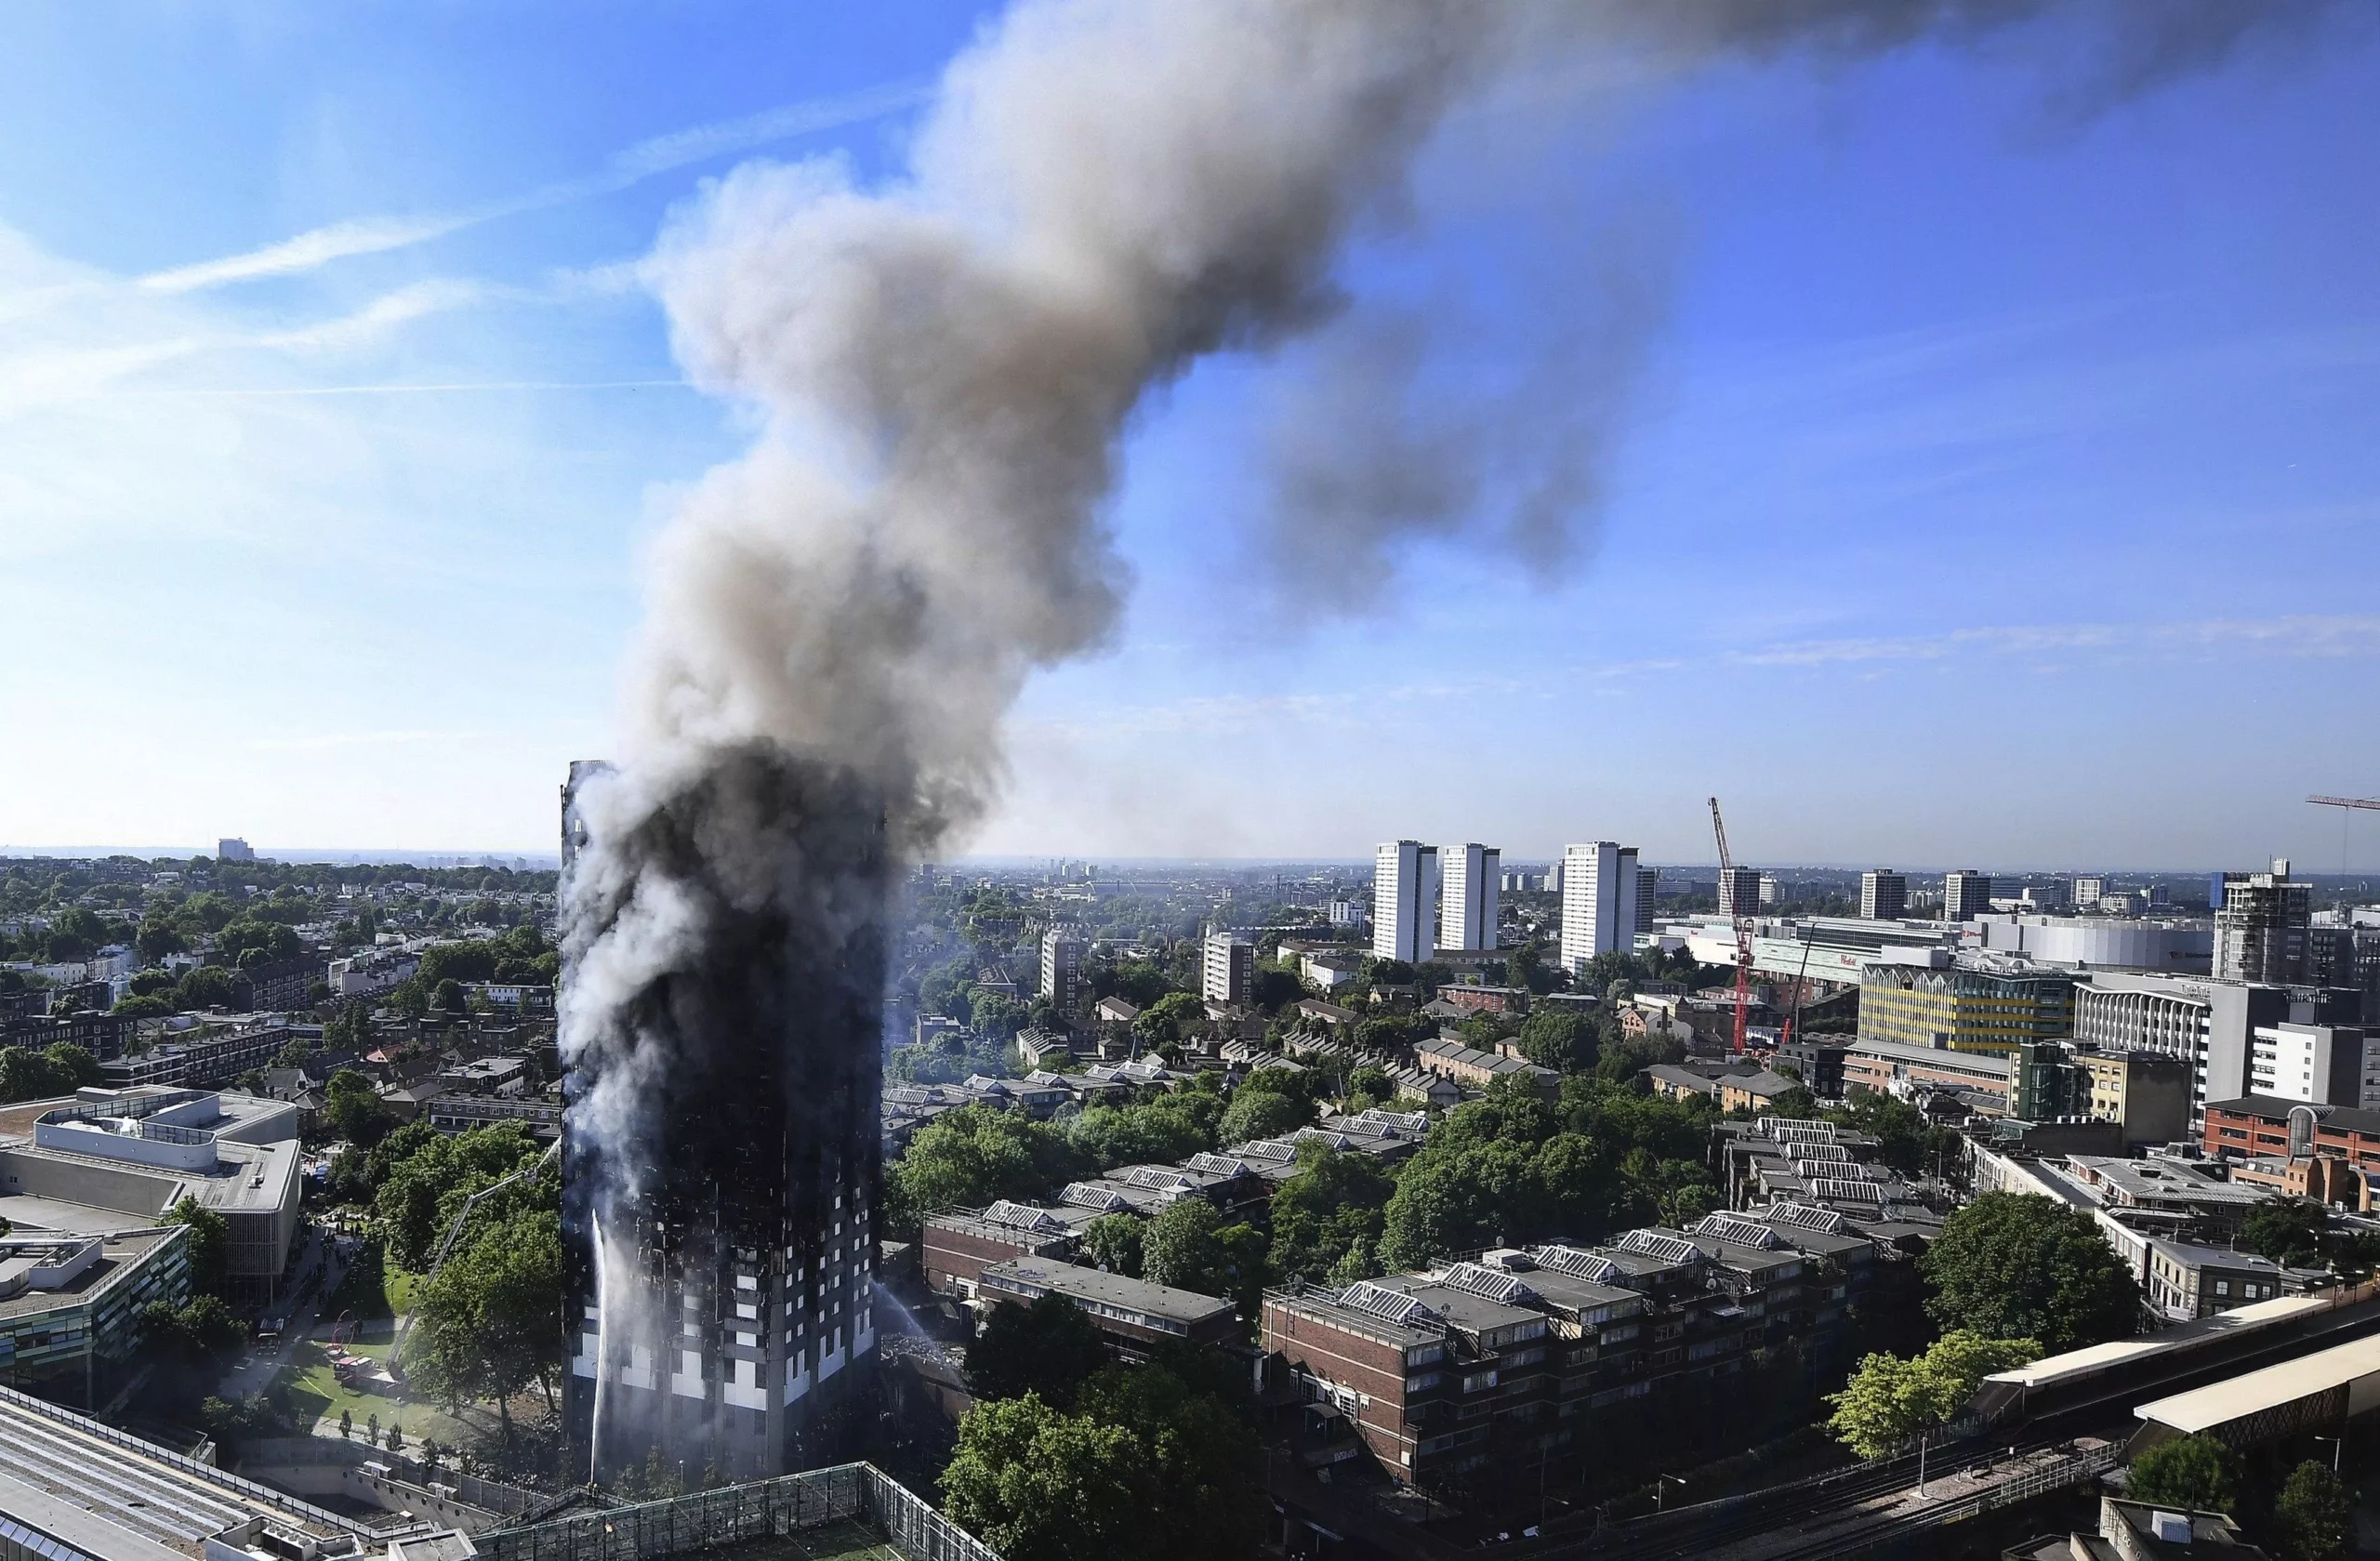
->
2126, 1435, 2238, 1514
885, 1106, 1090, 1239
1514, 1009, 1594, 1073
175, 965, 239, 1011
1133, 991, 1203, 1052
2241, 1198, 2328, 1270
375, 1122, 543, 1270
325, 1068, 394, 1149
965, 1293, 1107, 1409
165, 1196, 231, 1300
1920, 1193, 2139, 1352
2272, 1459, 2353, 1561
1216, 1087, 1310, 1146
1268, 1144, 1394, 1285
1825, 1330, 2040, 1458
941, 1394, 1146, 1561
407, 1206, 564, 1437
1078, 1214, 1144, 1278
1142, 1199, 1266, 1315
1067, 1095, 1217, 1170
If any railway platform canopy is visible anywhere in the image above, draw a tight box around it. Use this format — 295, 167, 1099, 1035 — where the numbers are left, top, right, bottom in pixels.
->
2131, 1332, 2380, 1452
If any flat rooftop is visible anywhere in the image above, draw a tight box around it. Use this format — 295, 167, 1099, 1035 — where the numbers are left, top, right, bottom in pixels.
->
0, 1380, 379, 1561
1986, 1294, 2326, 1390
0, 1228, 176, 1324
979, 1258, 1234, 1330
2134, 1329, 2380, 1437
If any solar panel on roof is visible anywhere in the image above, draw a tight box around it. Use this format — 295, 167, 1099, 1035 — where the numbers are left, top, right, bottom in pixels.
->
1690, 1214, 1785, 1250
1186, 1153, 1252, 1178
1238, 1139, 1299, 1162
1434, 1262, 1540, 1306
1530, 1245, 1624, 1283
1616, 1230, 1709, 1264
1810, 1178, 1884, 1204
982, 1200, 1064, 1233
1764, 1201, 1849, 1234
1292, 1128, 1355, 1150
1336, 1281, 1442, 1329
1793, 1142, 1850, 1161
1059, 1183, 1131, 1212
1117, 1166, 1193, 1191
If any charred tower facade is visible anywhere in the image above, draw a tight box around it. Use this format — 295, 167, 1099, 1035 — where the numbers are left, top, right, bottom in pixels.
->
561, 756, 883, 1485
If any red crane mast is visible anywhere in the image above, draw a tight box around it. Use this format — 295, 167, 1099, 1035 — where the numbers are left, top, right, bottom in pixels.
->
1709, 796, 1755, 1055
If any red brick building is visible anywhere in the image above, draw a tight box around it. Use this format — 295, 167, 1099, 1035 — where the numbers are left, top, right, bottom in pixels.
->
2203, 1094, 2380, 1168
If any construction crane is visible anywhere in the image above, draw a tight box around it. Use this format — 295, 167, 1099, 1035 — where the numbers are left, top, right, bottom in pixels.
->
2307, 796, 2380, 908
1708, 797, 1755, 1055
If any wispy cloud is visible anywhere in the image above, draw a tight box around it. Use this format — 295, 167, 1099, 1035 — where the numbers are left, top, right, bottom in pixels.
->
1729, 615, 2380, 669
245, 729, 469, 752
139, 78, 927, 293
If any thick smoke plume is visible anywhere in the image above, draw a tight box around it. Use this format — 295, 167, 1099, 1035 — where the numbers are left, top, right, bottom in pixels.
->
559, 0, 2340, 1465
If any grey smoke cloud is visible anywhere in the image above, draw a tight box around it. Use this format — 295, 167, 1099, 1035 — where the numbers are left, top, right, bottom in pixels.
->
622, 0, 2342, 827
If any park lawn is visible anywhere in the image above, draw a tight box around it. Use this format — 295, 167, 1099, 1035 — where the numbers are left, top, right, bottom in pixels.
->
283, 1336, 475, 1450
788, 1524, 905, 1561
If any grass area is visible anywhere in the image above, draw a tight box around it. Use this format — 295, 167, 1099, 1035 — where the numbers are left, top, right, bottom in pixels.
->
788, 1524, 905, 1561
281, 1337, 476, 1449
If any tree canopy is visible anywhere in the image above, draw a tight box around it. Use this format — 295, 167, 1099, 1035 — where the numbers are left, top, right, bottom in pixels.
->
1376, 1074, 1716, 1270
2273, 1459, 2353, 1561
1267, 1143, 1393, 1288
885, 1106, 1090, 1238
965, 1293, 1107, 1409
1141, 1199, 1266, 1316
1919, 1192, 2140, 1352
406, 1204, 564, 1435
165, 1196, 231, 1300
941, 1358, 1261, 1561
1826, 1330, 2040, 1458
2125, 1435, 2238, 1515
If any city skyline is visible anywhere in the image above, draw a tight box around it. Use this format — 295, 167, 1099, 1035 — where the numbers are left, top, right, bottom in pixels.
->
2, 4, 2376, 867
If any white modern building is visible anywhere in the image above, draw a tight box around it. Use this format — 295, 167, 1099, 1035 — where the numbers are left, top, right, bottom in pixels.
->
1039, 927, 1086, 1011
1202, 930, 1254, 1005
1560, 842, 1639, 972
1373, 842, 1439, 965
1860, 870, 1909, 921
1943, 870, 1993, 923
1438, 844, 1501, 955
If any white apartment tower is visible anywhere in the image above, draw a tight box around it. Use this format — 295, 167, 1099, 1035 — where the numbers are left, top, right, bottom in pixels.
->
1860, 869, 1909, 921
1039, 926, 1086, 1011
1438, 844, 1501, 954
1717, 867, 1761, 919
1201, 929, 1255, 1004
1560, 842, 1639, 972
1942, 871, 1992, 923
1373, 842, 1440, 964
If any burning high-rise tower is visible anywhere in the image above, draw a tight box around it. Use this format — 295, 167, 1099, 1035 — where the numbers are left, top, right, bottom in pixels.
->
562, 755, 885, 1482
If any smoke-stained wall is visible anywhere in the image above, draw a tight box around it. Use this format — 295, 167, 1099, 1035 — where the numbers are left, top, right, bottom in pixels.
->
562, 752, 887, 1481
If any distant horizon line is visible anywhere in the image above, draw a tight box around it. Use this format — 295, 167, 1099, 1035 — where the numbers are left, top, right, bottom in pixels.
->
2, 846, 2366, 882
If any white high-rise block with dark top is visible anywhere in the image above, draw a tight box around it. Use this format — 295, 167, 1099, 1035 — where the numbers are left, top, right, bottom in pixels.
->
1438, 843, 1501, 954
1717, 866, 1761, 919
1202, 930, 1254, 1004
1374, 841, 1439, 964
1942, 871, 1992, 923
1860, 869, 1908, 921
1560, 841, 1639, 973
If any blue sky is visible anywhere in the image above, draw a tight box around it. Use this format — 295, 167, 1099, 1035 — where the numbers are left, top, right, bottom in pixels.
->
2, 2, 2374, 873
